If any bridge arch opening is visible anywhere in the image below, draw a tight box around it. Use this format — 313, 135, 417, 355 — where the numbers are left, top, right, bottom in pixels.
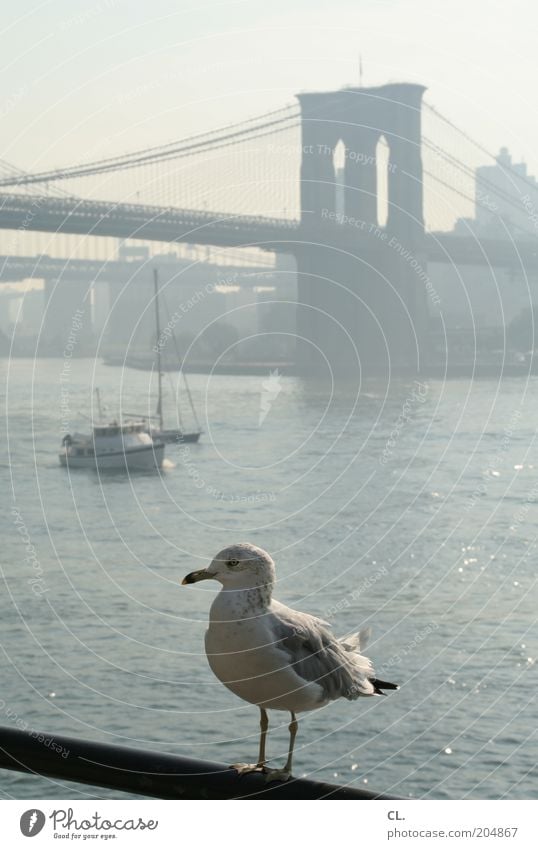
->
376, 135, 390, 228
333, 139, 346, 216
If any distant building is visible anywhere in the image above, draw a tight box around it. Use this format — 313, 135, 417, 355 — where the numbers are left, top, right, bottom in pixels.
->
19, 289, 44, 337
427, 263, 531, 331
454, 147, 538, 239
430, 148, 538, 342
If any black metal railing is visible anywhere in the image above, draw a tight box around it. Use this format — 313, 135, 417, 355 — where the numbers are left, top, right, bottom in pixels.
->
0, 725, 400, 800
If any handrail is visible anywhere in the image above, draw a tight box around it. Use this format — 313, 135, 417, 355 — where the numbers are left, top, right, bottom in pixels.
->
0, 725, 400, 800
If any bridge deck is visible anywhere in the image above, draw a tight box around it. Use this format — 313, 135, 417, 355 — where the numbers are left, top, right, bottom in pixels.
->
1, 193, 536, 268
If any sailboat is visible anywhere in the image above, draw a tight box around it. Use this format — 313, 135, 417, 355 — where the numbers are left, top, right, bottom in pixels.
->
59, 389, 165, 471
147, 268, 202, 445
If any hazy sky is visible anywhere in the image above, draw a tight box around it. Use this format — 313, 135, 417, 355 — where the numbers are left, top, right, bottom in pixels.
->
1, 0, 537, 176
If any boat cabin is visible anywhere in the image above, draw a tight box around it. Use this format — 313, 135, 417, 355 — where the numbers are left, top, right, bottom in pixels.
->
93, 421, 147, 437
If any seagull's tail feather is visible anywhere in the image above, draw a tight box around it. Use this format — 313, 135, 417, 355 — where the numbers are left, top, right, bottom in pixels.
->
340, 627, 372, 652
369, 677, 399, 695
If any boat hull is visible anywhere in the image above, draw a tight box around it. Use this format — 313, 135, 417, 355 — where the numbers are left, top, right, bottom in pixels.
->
156, 430, 201, 445
59, 442, 165, 471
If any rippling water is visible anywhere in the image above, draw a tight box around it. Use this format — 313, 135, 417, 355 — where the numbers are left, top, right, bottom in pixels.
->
1, 357, 536, 799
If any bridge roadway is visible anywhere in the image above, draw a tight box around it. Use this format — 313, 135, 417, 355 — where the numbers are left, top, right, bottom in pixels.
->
1, 193, 537, 271
0, 254, 279, 285
0, 192, 297, 251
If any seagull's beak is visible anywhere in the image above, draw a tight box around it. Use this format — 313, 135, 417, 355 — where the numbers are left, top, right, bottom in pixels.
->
181, 569, 216, 585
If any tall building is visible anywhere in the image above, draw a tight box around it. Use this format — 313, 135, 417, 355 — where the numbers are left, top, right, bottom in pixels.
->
431, 148, 538, 336
455, 147, 538, 239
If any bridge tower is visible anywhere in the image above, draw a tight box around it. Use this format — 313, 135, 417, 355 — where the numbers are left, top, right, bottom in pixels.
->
295, 83, 429, 375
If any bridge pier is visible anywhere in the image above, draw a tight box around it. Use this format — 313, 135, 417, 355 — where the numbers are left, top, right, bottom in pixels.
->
42, 278, 93, 354
104, 276, 154, 354
295, 232, 429, 376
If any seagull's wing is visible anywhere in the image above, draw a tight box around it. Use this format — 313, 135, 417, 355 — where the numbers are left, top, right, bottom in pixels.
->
269, 600, 376, 700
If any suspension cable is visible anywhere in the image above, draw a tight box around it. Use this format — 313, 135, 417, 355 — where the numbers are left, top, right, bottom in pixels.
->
424, 100, 538, 195
0, 106, 300, 188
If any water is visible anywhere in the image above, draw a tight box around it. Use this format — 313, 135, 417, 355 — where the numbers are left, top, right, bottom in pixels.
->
1, 357, 536, 799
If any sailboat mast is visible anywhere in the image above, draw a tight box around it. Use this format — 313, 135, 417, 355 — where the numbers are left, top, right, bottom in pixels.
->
153, 267, 164, 431
95, 387, 103, 421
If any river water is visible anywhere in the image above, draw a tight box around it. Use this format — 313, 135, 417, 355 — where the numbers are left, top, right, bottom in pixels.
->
1, 357, 536, 799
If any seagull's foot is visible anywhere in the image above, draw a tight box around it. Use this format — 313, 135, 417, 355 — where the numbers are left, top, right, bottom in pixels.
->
230, 762, 265, 776
263, 767, 292, 783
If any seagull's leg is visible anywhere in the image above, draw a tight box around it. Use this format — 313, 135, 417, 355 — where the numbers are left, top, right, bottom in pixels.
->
257, 707, 269, 767
264, 711, 298, 783
285, 711, 298, 774
231, 707, 269, 776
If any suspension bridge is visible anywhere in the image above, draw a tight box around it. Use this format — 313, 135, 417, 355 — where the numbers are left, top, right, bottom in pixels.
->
1, 83, 537, 371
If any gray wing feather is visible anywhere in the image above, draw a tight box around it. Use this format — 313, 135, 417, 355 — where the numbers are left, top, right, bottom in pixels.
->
270, 601, 375, 700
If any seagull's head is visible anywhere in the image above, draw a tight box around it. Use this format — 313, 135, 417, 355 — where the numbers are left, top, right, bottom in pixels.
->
182, 542, 276, 590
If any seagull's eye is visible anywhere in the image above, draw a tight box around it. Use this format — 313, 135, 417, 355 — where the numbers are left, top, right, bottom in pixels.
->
227, 559, 239, 568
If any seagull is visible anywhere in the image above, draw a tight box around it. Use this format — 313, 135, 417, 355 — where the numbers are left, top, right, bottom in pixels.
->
182, 542, 398, 782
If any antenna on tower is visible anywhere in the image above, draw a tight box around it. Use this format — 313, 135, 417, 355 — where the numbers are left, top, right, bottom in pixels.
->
359, 53, 364, 86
